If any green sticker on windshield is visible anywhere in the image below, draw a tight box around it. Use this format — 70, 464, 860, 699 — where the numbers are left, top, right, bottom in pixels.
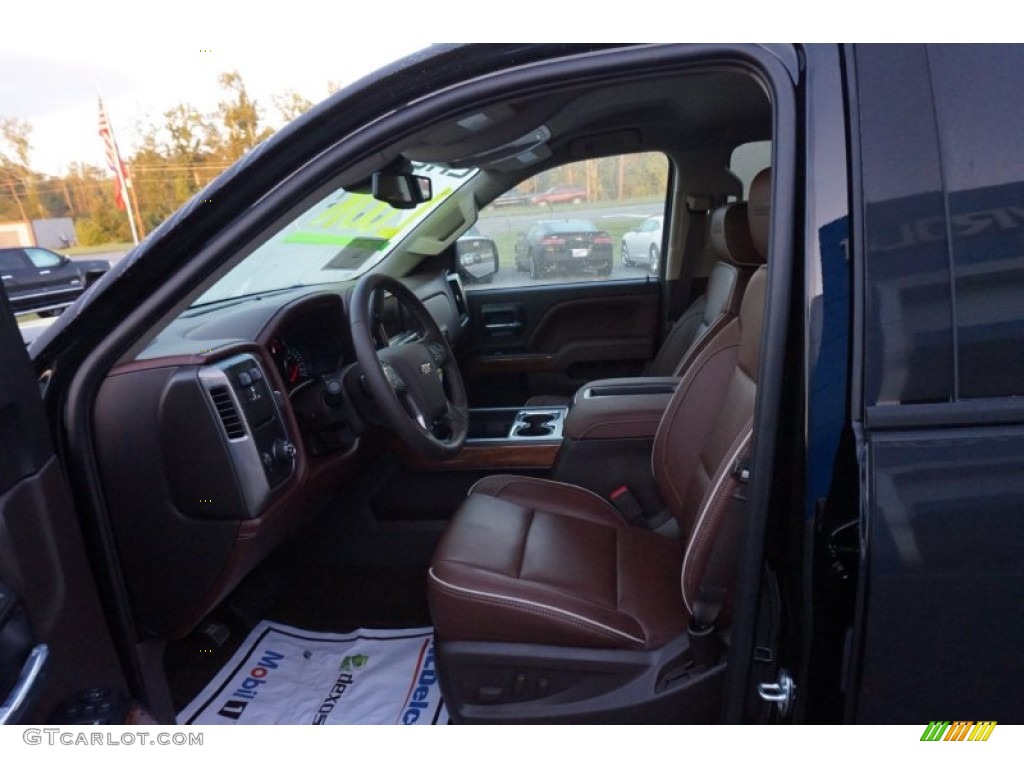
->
282, 232, 389, 249
289, 186, 455, 247
307, 197, 403, 240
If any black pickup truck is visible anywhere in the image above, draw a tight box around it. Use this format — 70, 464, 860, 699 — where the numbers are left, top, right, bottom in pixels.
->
0, 246, 110, 316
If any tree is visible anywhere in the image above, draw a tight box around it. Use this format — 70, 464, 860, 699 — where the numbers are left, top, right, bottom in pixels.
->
0, 117, 31, 167
0, 118, 34, 221
162, 103, 220, 191
65, 162, 131, 245
273, 90, 314, 124
216, 71, 273, 162
0, 72, 318, 244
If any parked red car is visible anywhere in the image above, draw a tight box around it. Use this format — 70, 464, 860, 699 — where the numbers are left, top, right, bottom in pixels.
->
530, 184, 587, 206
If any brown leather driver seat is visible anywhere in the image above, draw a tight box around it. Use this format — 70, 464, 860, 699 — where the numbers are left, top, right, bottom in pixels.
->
428, 169, 772, 723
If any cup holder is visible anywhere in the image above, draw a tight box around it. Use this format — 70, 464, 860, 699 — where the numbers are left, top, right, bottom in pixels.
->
522, 414, 555, 427
511, 410, 562, 439
514, 423, 555, 437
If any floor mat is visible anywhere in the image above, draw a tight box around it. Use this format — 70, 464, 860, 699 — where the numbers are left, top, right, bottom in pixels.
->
178, 621, 447, 725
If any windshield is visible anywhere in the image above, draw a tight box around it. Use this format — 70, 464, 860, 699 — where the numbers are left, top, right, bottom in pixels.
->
193, 163, 477, 305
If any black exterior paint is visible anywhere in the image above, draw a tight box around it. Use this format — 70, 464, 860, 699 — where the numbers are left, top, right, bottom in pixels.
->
850, 44, 1024, 723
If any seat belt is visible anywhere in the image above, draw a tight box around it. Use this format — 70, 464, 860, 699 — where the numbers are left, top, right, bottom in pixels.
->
668, 196, 711, 322
688, 453, 751, 666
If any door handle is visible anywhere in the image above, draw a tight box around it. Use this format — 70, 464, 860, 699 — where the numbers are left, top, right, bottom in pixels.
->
484, 322, 523, 332
0, 644, 48, 724
479, 303, 525, 337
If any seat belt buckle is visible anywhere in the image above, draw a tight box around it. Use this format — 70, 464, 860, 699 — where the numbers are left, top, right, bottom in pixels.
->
731, 459, 751, 503
609, 485, 645, 525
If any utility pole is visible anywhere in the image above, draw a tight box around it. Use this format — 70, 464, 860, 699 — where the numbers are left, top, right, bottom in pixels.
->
4, 178, 28, 221
125, 167, 146, 239
60, 176, 75, 215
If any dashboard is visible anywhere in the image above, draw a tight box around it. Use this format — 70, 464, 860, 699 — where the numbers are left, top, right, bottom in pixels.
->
267, 335, 332, 392
92, 272, 468, 640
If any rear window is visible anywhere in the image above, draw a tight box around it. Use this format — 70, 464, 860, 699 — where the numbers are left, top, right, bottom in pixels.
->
546, 220, 599, 233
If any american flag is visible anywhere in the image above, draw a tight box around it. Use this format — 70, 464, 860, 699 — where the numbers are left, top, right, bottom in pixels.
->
98, 98, 128, 211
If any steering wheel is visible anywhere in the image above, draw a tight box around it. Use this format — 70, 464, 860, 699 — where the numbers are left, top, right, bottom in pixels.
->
350, 273, 468, 459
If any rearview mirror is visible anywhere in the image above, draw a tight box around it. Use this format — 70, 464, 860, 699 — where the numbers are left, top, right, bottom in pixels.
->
372, 171, 432, 209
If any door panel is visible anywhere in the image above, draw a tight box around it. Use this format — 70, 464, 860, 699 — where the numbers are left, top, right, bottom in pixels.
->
855, 426, 1024, 722
0, 286, 127, 723
849, 45, 1024, 723
461, 279, 660, 406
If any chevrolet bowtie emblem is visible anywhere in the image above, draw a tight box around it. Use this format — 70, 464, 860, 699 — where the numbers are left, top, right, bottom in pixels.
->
421, 363, 432, 374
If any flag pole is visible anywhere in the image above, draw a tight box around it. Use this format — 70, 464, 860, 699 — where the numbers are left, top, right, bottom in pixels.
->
97, 91, 140, 245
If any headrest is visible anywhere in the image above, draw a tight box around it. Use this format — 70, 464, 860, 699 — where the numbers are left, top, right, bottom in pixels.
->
747, 167, 772, 260
709, 202, 762, 267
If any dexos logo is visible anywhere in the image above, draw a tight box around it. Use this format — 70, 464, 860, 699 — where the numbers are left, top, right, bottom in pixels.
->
312, 654, 371, 724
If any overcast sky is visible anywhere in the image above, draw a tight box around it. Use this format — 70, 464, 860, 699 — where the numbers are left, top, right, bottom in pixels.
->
1, 4, 998, 175
3, 4, 432, 174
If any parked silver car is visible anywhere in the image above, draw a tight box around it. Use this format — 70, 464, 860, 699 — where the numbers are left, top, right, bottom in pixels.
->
620, 215, 663, 272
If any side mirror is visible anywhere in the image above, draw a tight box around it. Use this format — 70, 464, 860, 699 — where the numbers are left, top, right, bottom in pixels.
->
455, 235, 499, 284
371, 171, 432, 209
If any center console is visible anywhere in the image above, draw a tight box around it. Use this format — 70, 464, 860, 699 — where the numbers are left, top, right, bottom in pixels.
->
469, 406, 567, 442
564, 377, 679, 441
552, 377, 680, 512
409, 406, 569, 472
450, 377, 678, 479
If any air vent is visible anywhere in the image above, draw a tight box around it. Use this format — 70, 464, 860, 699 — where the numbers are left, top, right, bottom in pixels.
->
209, 386, 246, 439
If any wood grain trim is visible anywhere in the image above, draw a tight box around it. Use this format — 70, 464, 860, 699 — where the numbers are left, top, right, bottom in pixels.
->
109, 353, 212, 376
109, 340, 267, 376
396, 440, 561, 472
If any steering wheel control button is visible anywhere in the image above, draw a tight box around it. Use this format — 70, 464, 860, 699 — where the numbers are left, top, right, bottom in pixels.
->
249, 367, 263, 382
427, 342, 446, 364
382, 362, 405, 390
238, 371, 253, 387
